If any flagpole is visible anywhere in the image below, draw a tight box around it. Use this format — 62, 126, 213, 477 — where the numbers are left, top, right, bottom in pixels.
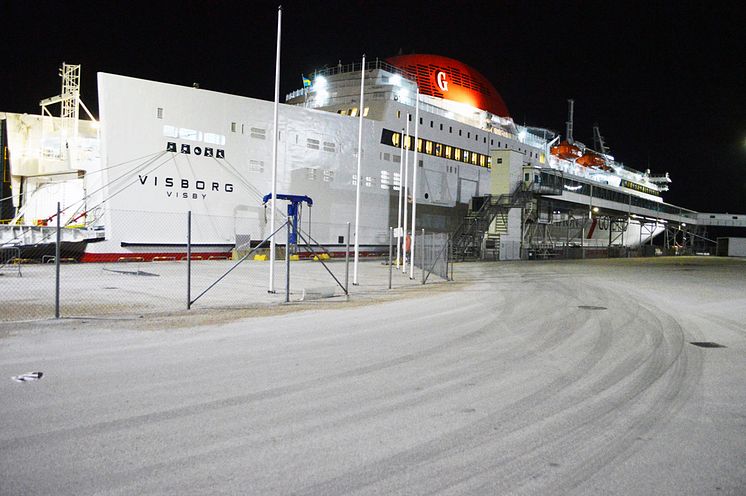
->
268, 5, 281, 293
396, 123, 405, 268
402, 115, 409, 273
353, 54, 365, 285
409, 88, 420, 279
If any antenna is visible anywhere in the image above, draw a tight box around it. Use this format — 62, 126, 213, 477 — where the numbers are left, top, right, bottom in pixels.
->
565, 99, 574, 143
592, 123, 609, 154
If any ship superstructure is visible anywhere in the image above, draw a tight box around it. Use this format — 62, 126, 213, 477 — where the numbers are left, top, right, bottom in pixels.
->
2, 56, 740, 262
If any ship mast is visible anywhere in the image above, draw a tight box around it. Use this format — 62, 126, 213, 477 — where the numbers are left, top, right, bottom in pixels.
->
565, 98, 574, 143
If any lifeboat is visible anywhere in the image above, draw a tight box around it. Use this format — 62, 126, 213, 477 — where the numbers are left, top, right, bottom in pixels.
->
576, 150, 608, 169
550, 140, 582, 161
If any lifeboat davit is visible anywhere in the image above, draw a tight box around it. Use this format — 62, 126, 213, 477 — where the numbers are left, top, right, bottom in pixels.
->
576, 151, 608, 169
550, 140, 582, 161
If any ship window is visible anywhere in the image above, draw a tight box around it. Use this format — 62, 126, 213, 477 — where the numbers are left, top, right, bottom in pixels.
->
491, 139, 494, 145
338, 236, 344, 244
391, 172, 401, 191
425, 140, 433, 154
397, 110, 401, 119
204, 133, 226, 145
445, 146, 452, 159
454, 148, 461, 161
463, 150, 470, 163
162, 125, 178, 138
417, 138, 423, 153
363, 107, 369, 117
365, 176, 374, 187
467, 132, 471, 138
391, 132, 400, 147
472, 153, 478, 165
497, 158, 503, 164
459, 130, 462, 136
352, 174, 357, 186
380, 170, 390, 189
487, 157, 492, 168
179, 128, 202, 141
350, 107, 359, 117
323, 141, 336, 152
323, 170, 334, 182
440, 123, 443, 131
449, 126, 452, 133
484, 137, 487, 144
383, 152, 391, 161
430, 120, 433, 128
250, 127, 266, 140
248, 160, 264, 173
408, 114, 412, 122
480, 155, 486, 167
306, 167, 317, 181
419, 160, 423, 167
419, 117, 423, 125
231, 122, 237, 133
156, 107, 163, 119
306, 138, 320, 150
393, 155, 400, 162
241, 124, 245, 134
434, 143, 443, 157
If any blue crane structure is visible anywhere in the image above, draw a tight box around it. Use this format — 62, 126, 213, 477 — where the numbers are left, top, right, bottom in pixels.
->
262, 193, 313, 249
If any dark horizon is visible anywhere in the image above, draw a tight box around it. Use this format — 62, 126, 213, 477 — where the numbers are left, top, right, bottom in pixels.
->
2, 1, 744, 214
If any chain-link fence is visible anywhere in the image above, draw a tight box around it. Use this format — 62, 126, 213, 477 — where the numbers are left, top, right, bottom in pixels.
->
0, 208, 375, 321
385, 228, 451, 287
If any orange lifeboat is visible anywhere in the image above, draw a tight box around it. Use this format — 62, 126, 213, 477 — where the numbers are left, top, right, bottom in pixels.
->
576, 151, 607, 168
550, 140, 582, 161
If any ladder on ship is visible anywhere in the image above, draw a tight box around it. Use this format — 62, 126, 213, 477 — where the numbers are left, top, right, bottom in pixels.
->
450, 185, 532, 261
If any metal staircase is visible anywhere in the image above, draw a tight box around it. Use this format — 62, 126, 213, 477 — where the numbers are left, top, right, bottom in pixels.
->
451, 185, 532, 261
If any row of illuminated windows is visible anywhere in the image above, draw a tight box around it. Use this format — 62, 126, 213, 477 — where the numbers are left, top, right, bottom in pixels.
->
162, 125, 226, 146
380, 129, 491, 169
621, 180, 659, 197
336, 107, 370, 117
544, 172, 676, 214
392, 111, 542, 160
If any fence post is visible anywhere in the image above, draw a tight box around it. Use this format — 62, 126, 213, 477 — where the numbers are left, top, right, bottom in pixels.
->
345, 222, 350, 298
388, 227, 393, 290
187, 210, 192, 309
286, 220, 290, 303
421, 229, 426, 285
55, 202, 61, 319
449, 236, 454, 281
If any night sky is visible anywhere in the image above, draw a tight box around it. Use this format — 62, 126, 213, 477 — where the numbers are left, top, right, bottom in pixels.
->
2, 1, 744, 214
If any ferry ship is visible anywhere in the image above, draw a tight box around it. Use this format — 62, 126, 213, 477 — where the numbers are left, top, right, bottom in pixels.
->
1, 55, 689, 262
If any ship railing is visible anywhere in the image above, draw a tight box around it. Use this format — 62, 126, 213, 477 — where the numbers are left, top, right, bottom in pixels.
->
312, 59, 414, 80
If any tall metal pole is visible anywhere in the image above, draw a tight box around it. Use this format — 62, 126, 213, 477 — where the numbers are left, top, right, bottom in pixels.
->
286, 220, 290, 303
421, 228, 426, 285
396, 125, 405, 268
344, 222, 350, 297
187, 210, 192, 309
402, 117, 410, 273
55, 202, 61, 319
268, 5, 282, 293
388, 227, 393, 289
409, 90, 420, 279
353, 54, 366, 285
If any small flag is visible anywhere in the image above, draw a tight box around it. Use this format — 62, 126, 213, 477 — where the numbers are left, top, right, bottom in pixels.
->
302, 75, 312, 88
